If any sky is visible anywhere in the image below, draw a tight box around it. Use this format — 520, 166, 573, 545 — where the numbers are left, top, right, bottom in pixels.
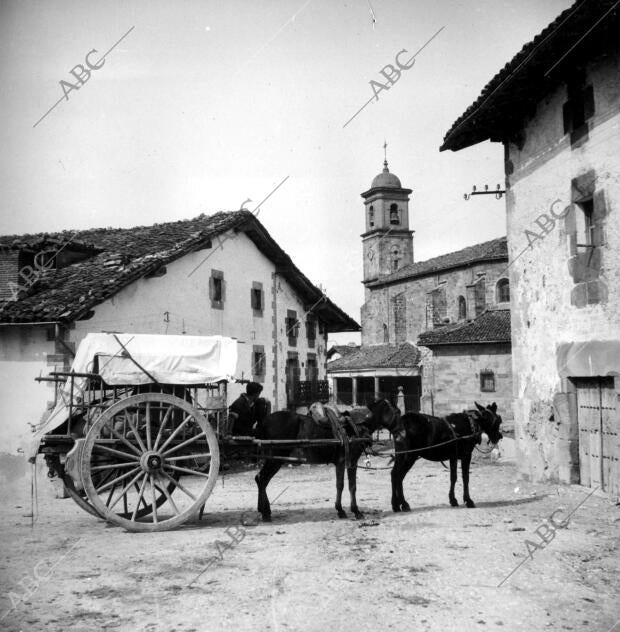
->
0, 0, 573, 345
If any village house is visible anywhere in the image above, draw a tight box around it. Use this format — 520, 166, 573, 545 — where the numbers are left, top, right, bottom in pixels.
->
441, 0, 620, 498
0, 211, 358, 480
328, 161, 513, 421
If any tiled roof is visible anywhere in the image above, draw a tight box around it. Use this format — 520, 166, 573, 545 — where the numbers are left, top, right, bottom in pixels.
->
0, 211, 360, 332
327, 342, 420, 372
441, 0, 620, 152
367, 237, 507, 287
327, 344, 360, 360
418, 309, 511, 347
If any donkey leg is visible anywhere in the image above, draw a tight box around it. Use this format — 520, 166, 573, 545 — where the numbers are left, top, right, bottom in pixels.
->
335, 461, 347, 518
461, 452, 475, 508
449, 458, 459, 506
255, 459, 282, 522
391, 454, 410, 512
347, 465, 363, 519
398, 455, 417, 512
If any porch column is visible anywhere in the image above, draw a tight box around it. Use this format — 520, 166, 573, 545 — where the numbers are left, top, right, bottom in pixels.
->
352, 377, 358, 407
397, 386, 405, 413
374, 376, 380, 401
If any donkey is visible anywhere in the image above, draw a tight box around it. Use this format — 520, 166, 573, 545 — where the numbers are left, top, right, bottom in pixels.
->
373, 401, 503, 512
253, 401, 394, 522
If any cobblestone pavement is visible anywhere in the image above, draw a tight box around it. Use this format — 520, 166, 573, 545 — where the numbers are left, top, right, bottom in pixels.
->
1, 455, 618, 632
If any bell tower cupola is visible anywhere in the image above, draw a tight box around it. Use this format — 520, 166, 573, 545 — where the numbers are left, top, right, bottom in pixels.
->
361, 151, 413, 284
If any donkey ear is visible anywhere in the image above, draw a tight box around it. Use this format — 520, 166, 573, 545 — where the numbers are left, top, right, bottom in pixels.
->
474, 401, 486, 413
490, 402, 497, 413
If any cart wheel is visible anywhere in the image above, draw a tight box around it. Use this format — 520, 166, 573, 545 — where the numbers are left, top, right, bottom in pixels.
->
63, 471, 179, 521
63, 475, 103, 519
81, 393, 220, 532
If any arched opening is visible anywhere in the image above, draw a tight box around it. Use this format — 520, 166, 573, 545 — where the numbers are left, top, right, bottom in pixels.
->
457, 295, 467, 320
369, 205, 374, 228
389, 203, 400, 225
496, 278, 510, 303
390, 246, 400, 272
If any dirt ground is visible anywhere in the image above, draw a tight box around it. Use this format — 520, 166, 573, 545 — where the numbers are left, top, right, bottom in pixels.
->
1, 450, 619, 632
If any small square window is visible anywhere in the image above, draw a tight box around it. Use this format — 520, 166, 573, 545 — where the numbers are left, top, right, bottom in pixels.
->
253, 349, 266, 380
480, 371, 495, 393
210, 270, 225, 308
251, 287, 263, 311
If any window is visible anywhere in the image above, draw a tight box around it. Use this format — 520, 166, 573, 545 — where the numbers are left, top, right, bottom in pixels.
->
369, 206, 374, 228
307, 355, 318, 382
306, 317, 316, 348
383, 323, 389, 343
391, 246, 400, 272
429, 286, 447, 327
209, 270, 225, 309
251, 282, 264, 314
480, 371, 495, 392
474, 277, 486, 317
252, 346, 266, 381
286, 310, 299, 346
575, 199, 595, 247
389, 203, 400, 225
496, 279, 510, 303
457, 295, 467, 320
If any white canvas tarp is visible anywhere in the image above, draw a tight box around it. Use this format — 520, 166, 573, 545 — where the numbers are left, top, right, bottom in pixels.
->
73, 333, 238, 385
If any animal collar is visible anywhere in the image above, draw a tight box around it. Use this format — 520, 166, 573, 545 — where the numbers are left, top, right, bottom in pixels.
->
464, 411, 483, 443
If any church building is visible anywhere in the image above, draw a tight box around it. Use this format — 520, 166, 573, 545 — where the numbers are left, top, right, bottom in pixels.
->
328, 159, 513, 424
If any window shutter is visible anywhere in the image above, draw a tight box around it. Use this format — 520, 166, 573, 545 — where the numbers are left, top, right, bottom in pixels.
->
562, 100, 573, 134
209, 276, 214, 301
583, 85, 595, 121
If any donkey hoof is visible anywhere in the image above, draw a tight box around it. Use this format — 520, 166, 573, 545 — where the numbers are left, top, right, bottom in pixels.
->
401, 503, 411, 512
353, 511, 364, 520
337, 510, 347, 519
262, 513, 272, 522
392, 505, 401, 513
465, 500, 476, 508
449, 498, 459, 507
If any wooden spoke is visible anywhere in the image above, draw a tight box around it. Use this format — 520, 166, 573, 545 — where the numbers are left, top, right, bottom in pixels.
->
96, 466, 142, 494
153, 405, 173, 451
146, 402, 152, 450
158, 414, 193, 453
101, 420, 142, 457
124, 412, 147, 453
150, 474, 158, 524
165, 464, 212, 478
157, 475, 179, 515
161, 431, 206, 457
108, 470, 144, 511
93, 443, 140, 462
91, 462, 139, 472
131, 475, 149, 521
165, 453, 212, 462
160, 469, 196, 501
106, 483, 117, 508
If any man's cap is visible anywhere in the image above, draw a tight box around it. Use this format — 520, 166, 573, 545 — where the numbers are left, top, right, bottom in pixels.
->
246, 381, 264, 396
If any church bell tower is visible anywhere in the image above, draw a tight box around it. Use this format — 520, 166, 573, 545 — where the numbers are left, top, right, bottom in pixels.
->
361, 155, 413, 285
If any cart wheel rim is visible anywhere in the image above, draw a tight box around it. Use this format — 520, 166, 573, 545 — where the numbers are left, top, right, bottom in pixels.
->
80, 393, 219, 532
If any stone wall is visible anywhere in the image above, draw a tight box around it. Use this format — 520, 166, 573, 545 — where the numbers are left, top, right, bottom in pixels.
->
362, 259, 509, 346
505, 46, 620, 484
420, 343, 513, 427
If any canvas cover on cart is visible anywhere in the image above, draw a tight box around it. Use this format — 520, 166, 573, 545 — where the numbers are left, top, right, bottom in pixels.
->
29, 333, 237, 457
72, 333, 238, 385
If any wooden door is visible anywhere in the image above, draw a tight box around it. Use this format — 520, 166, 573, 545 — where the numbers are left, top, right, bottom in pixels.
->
574, 377, 618, 495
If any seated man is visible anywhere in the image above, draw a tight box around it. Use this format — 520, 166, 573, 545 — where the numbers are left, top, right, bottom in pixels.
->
228, 381, 263, 436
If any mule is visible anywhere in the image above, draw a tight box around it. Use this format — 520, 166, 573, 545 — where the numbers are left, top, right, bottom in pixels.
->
253, 401, 392, 521
376, 401, 503, 512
